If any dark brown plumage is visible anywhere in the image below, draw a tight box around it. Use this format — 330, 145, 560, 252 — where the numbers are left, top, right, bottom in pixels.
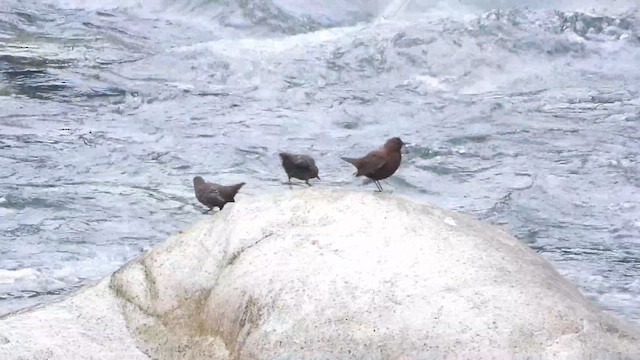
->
341, 137, 406, 192
193, 176, 245, 212
279, 152, 320, 186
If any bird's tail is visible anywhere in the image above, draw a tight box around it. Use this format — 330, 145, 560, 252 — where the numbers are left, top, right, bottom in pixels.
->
233, 182, 246, 192
340, 157, 358, 166
228, 182, 245, 201
341, 157, 361, 176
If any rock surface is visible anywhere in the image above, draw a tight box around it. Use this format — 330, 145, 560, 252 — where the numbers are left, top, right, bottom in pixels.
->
0, 278, 148, 360
1, 189, 639, 359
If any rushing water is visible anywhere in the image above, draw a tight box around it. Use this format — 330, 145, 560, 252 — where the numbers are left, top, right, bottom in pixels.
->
0, 0, 639, 324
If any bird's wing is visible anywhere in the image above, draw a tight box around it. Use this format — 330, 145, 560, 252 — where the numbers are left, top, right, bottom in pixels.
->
355, 150, 387, 176
203, 187, 224, 205
291, 155, 314, 169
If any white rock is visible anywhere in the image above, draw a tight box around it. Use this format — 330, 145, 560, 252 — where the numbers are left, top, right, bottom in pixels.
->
443, 216, 457, 226
1, 189, 639, 360
0, 278, 148, 360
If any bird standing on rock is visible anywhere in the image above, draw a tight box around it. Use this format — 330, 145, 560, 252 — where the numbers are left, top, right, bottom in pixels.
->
193, 176, 245, 212
279, 152, 320, 186
341, 137, 406, 192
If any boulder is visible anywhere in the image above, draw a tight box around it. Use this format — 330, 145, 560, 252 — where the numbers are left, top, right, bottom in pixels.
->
0, 278, 148, 360
1, 189, 639, 359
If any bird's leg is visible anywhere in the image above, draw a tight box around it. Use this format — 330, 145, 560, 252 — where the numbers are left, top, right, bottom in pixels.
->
374, 180, 383, 192
203, 207, 213, 214
305, 180, 312, 187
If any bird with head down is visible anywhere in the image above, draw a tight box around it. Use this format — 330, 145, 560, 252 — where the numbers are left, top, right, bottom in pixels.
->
279, 152, 320, 186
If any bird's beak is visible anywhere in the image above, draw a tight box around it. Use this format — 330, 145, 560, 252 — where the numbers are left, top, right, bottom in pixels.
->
316, 175, 321, 181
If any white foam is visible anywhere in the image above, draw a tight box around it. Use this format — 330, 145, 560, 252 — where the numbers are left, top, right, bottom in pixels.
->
0, 268, 66, 290
172, 25, 360, 58
0, 208, 15, 218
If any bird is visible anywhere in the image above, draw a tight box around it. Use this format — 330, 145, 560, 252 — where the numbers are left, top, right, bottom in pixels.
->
340, 137, 406, 192
192, 176, 245, 212
279, 152, 320, 186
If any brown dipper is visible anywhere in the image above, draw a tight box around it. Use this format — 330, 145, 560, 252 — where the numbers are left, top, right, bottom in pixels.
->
193, 176, 245, 211
341, 137, 406, 192
279, 152, 320, 186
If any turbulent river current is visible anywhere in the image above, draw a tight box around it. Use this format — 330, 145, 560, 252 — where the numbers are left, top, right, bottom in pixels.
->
0, 0, 639, 324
